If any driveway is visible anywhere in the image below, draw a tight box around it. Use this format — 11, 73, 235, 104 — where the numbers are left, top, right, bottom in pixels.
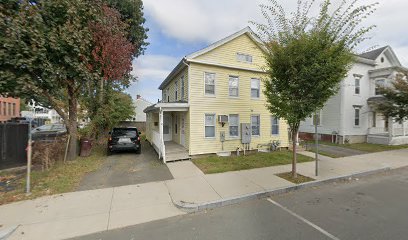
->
77, 141, 173, 191
306, 143, 367, 157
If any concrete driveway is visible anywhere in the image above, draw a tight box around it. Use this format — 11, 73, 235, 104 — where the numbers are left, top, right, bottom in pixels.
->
77, 141, 173, 191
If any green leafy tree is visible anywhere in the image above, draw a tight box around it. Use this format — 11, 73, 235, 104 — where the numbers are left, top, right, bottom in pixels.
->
253, 0, 377, 177
374, 72, 408, 123
0, 0, 99, 160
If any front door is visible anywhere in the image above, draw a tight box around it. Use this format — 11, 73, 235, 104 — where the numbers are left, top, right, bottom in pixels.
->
180, 114, 185, 147
163, 113, 172, 141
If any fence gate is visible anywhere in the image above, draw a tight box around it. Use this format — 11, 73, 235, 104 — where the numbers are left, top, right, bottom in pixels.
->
0, 123, 28, 170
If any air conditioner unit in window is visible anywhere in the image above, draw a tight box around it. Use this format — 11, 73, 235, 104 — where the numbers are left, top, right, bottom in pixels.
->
218, 115, 229, 123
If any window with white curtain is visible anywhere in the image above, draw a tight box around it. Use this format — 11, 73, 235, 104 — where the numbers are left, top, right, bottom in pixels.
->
251, 115, 260, 136
205, 72, 216, 95
251, 78, 260, 98
229, 76, 239, 97
205, 114, 216, 138
229, 114, 239, 137
271, 116, 279, 135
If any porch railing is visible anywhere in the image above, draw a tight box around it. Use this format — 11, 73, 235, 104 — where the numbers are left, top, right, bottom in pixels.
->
368, 127, 388, 135
393, 128, 408, 137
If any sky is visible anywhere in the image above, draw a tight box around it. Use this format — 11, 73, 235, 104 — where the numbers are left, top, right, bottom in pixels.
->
127, 0, 408, 103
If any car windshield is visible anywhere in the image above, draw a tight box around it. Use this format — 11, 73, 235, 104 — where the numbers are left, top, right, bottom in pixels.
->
52, 125, 66, 131
112, 128, 137, 138
36, 125, 53, 131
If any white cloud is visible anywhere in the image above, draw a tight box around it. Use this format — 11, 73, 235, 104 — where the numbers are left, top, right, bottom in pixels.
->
127, 54, 180, 102
144, 0, 408, 65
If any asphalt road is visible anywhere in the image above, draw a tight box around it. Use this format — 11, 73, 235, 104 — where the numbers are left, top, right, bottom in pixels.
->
72, 167, 408, 240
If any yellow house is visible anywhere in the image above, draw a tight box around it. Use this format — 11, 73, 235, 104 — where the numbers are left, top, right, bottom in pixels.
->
144, 27, 289, 162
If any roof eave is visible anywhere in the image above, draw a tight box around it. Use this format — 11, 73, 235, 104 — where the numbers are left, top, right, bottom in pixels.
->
158, 58, 188, 90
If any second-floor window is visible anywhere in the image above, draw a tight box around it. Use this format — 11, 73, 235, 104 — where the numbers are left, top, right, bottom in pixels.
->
181, 76, 185, 100
205, 72, 215, 95
355, 78, 360, 95
375, 79, 385, 95
229, 76, 239, 97
175, 80, 178, 100
229, 114, 239, 137
251, 78, 260, 98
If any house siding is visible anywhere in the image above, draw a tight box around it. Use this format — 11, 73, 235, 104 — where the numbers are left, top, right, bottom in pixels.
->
162, 68, 188, 103
188, 62, 289, 155
195, 34, 265, 71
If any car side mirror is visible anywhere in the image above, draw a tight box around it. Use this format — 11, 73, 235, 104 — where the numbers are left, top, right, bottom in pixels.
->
108, 131, 111, 135
138, 131, 141, 135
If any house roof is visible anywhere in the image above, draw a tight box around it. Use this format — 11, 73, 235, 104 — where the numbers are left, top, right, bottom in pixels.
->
358, 46, 402, 67
359, 46, 388, 60
158, 27, 264, 90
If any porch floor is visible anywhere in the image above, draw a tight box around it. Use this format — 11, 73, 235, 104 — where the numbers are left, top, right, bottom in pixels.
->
165, 141, 190, 162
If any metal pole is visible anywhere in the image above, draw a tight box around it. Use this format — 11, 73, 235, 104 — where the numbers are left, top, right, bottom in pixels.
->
26, 118, 32, 195
315, 110, 319, 177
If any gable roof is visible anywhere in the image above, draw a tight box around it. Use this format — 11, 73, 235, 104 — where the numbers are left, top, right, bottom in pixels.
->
358, 46, 402, 67
159, 27, 264, 90
185, 26, 265, 60
359, 46, 388, 60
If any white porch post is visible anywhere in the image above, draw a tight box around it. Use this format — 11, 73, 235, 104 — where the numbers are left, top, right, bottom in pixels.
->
159, 108, 166, 163
403, 121, 406, 136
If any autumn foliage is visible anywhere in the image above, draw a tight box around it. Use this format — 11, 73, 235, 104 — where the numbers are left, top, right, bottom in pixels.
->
89, 5, 135, 81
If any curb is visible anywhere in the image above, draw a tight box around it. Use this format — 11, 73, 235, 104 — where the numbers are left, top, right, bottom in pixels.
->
0, 225, 19, 240
172, 167, 391, 212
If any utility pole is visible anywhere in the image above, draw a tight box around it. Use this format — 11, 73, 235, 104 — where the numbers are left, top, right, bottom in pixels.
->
315, 110, 319, 176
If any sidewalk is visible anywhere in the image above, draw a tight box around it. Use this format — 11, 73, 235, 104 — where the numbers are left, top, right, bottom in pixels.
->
1, 148, 407, 240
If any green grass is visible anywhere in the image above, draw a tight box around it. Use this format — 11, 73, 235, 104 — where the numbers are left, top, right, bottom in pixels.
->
276, 172, 315, 184
0, 145, 105, 205
192, 151, 314, 174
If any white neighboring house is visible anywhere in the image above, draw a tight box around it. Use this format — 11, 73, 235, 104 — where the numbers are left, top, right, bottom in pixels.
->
21, 101, 62, 124
299, 46, 408, 145
132, 95, 152, 122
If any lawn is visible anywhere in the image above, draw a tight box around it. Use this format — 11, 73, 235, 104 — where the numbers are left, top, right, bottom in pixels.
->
192, 150, 314, 174
0, 145, 105, 205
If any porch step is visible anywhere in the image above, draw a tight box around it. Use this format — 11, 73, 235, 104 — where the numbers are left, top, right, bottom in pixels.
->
166, 151, 190, 162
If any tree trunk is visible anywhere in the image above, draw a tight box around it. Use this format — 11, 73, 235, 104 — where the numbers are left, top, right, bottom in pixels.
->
291, 126, 299, 178
67, 85, 78, 161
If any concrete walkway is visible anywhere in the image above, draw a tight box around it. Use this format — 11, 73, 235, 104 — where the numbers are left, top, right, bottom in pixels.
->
1, 148, 407, 239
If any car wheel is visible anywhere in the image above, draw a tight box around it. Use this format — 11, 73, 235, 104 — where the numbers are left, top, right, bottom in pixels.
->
107, 149, 112, 156
136, 146, 141, 154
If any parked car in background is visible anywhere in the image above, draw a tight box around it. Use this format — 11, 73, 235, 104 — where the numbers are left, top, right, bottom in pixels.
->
107, 127, 141, 155
31, 123, 67, 141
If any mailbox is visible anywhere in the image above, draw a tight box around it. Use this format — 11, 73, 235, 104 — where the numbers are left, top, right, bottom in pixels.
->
241, 123, 251, 144
220, 131, 225, 142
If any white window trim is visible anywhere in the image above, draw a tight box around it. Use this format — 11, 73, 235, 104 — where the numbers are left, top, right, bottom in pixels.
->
229, 75, 239, 98
354, 107, 361, 127
204, 72, 216, 97
236, 53, 253, 63
204, 113, 216, 139
181, 76, 185, 101
229, 114, 240, 138
251, 78, 261, 99
271, 116, 280, 136
251, 114, 261, 137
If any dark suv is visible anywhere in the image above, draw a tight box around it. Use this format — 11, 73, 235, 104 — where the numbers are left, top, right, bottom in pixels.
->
107, 127, 141, 155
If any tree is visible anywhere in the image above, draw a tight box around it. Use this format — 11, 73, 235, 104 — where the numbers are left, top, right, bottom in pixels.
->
253, 0, 377, 177
1, 0, 99, 160
374, 72, 408, 122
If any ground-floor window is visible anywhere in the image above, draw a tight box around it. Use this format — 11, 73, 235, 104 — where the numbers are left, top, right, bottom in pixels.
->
354, 108, 360, 126
251, 115, 260, 136
205, 114, 216, 138
229, 114, 239, 137
271, 116, 279, 135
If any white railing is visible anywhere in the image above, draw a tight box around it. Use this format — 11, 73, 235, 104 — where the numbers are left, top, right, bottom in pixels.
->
152, 130, 166, 162
368, 127, 388, 135
393, 128, 408, 137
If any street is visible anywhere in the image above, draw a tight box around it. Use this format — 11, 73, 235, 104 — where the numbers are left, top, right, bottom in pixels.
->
72, 167, 408, 240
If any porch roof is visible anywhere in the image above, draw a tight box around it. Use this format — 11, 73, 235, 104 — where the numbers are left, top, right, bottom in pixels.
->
143, 102, 189, 113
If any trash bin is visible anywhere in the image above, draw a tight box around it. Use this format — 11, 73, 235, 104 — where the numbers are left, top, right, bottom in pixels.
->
80, 138, 93, 157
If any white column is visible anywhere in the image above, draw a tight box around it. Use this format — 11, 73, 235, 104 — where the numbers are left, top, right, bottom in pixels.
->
159, 109, 163, 160
403, 121, 406, 136
388, 116, 394, 141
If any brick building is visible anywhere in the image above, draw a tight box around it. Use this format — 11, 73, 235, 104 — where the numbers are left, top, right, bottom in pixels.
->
0, 96, 20, 122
